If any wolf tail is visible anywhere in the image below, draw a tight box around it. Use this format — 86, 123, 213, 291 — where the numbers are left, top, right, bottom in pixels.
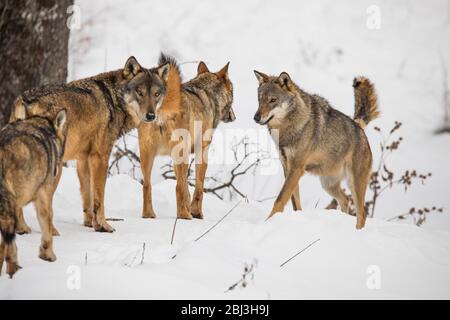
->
0, 180, 16, 245
352, 76, 380, 129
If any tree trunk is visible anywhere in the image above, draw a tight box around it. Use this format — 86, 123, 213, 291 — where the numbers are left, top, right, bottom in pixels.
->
0, 0, 73, 127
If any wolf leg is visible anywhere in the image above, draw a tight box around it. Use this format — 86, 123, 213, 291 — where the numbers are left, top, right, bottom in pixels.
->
50, 163, 63, 236
320, 176, 349, 213
268, 165, 305, 220
139, 140, 157, 219
0, 237, 5, 276
15, 208, 32, 235
77, 156, 94, 227
191, 144, 209, 219
291, 185, 301, 211
89, 154, 115, 233
174, 162, 192, 220
5, 241, 20, 278
35, 188, 56, 262
348, 164, 370, 230
280, 152, 302, 211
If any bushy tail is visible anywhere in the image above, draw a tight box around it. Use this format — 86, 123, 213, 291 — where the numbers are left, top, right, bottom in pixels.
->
352, 76, 380, 129
158, 53, 182, 113
0, 181, 16, 245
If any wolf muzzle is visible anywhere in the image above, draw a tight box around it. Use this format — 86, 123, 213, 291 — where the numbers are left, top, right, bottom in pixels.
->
222, 108, 236, 123
144, 111, 156, 122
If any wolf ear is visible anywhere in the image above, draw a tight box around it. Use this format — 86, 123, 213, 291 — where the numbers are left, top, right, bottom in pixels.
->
277, 72, 293, 90
156, 62, 170, 83
217, 62, 230, 80
254, 70, 269, 85
123, 56, 142, 79
197, 61, 210, 75
13, 103, 27, 121
54, 109, 67, 133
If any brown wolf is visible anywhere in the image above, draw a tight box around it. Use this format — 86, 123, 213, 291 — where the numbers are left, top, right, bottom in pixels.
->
0, 110, 67, 278
253, 71, 379, 229
10, 57, 170, 233
138, 54, 234, 220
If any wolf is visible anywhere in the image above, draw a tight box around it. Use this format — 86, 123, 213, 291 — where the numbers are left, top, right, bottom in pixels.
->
253, 71, 379, 229
10, 56, 170, 233
138, 54, 234, 220
0, 110, 67, 277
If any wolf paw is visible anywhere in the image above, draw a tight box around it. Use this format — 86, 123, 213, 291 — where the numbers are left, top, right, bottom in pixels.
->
142, 211, 156, 219
191, 211, 204, 219
16, 224, 32, 235
52, 226, 60, 236
6, 262, 21, 278
93, 220, 115, 233
39, 249, 57, 262
177, 212, 193, 220
84, 212, 94, 228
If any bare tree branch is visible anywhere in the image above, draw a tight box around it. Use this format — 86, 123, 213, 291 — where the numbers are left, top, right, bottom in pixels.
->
161, 137, 271, 200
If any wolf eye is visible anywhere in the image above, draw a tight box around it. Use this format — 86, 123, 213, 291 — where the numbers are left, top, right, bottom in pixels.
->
269, 97, 277, 103
154, 91, 161, 98
136, 89, 144, 97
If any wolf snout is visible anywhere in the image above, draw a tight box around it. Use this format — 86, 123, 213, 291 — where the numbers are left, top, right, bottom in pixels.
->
144, 111, 156, 122
253, 113, 261, 123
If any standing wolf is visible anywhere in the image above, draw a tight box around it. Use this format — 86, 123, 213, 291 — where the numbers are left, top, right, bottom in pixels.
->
0, 110, 67, 277
253, 71, 379, 229
10, 57, 170, 233
139, 54, 234, 220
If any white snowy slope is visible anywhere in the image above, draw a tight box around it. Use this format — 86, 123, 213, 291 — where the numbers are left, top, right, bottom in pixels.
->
1, 169, 450, 299
1, 0, 450, 299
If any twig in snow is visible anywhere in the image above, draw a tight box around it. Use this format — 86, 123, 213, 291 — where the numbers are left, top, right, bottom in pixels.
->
106, 217, 124, 222
280, 238, 320, 268
171, 200, 242, 260
435, 50, 450, 134
108, 135, 141, 180
256, 195, 277, 203
140, 242, 146, 265
314, 198, 320, 209
225, 259, 258, 293
179, 60, 202, 66
194, 200, 242, 242
171, 218, 178, 245
125, 250, 139, 267
162, 137, 271, 200
85, 252, 88, 265
387, 206, 444, 226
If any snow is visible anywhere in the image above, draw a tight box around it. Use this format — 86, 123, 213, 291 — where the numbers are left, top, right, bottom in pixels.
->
2, 168, 450, 299
2, 0, 450, 299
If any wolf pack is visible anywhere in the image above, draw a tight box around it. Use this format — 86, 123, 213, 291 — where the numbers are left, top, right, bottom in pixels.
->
0, 53, 379, 277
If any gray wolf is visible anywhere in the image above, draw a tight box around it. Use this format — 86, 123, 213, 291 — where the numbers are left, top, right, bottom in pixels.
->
253, 71, 379, 229
0, 110, 67, 277
10, 57, 170, 232
138, 54, 234, 220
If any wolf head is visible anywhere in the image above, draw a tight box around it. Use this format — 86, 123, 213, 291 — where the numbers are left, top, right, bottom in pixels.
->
195, 61, 235, 123
119, 56, 169, 124
253, 71, 300, 126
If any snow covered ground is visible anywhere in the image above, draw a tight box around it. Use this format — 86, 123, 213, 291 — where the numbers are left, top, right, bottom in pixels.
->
1, 0, 450, 299
1, 169, 450, 299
